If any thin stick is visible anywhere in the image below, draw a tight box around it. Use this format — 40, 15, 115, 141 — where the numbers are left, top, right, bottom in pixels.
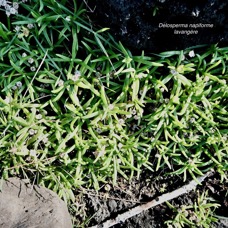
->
89, 171, 212, 228
82, 0, 96, 13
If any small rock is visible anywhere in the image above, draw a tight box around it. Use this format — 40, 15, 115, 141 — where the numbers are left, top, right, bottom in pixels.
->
0, 178, 72, 228
108, 199, 118, 212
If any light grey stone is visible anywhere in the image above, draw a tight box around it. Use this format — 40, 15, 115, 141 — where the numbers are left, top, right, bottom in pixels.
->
0, 178, 72, 228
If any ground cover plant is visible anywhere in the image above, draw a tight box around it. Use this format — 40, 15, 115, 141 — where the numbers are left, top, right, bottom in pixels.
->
0, 0, 227, 227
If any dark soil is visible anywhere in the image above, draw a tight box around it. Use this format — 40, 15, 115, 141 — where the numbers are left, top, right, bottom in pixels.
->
72, 170, 228, 227
84, 0, 228, 53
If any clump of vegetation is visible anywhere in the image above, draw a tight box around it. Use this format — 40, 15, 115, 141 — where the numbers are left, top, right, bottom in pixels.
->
0, 0, 227, 226
165, 191, 220, 228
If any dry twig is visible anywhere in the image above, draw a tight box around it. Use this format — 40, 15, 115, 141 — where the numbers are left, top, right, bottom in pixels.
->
89, 171, 212, 228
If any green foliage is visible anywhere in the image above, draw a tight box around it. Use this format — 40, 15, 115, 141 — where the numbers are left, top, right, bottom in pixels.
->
165, 191, 220, 228
0, 0, 227, 206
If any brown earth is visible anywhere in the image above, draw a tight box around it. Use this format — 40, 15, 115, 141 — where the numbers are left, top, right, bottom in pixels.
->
71, 170, 228, 227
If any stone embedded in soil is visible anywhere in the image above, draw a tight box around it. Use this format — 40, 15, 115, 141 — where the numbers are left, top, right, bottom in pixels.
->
108, 199, 118, 212
0, 178, 72, 228
85, 0, 228, 52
